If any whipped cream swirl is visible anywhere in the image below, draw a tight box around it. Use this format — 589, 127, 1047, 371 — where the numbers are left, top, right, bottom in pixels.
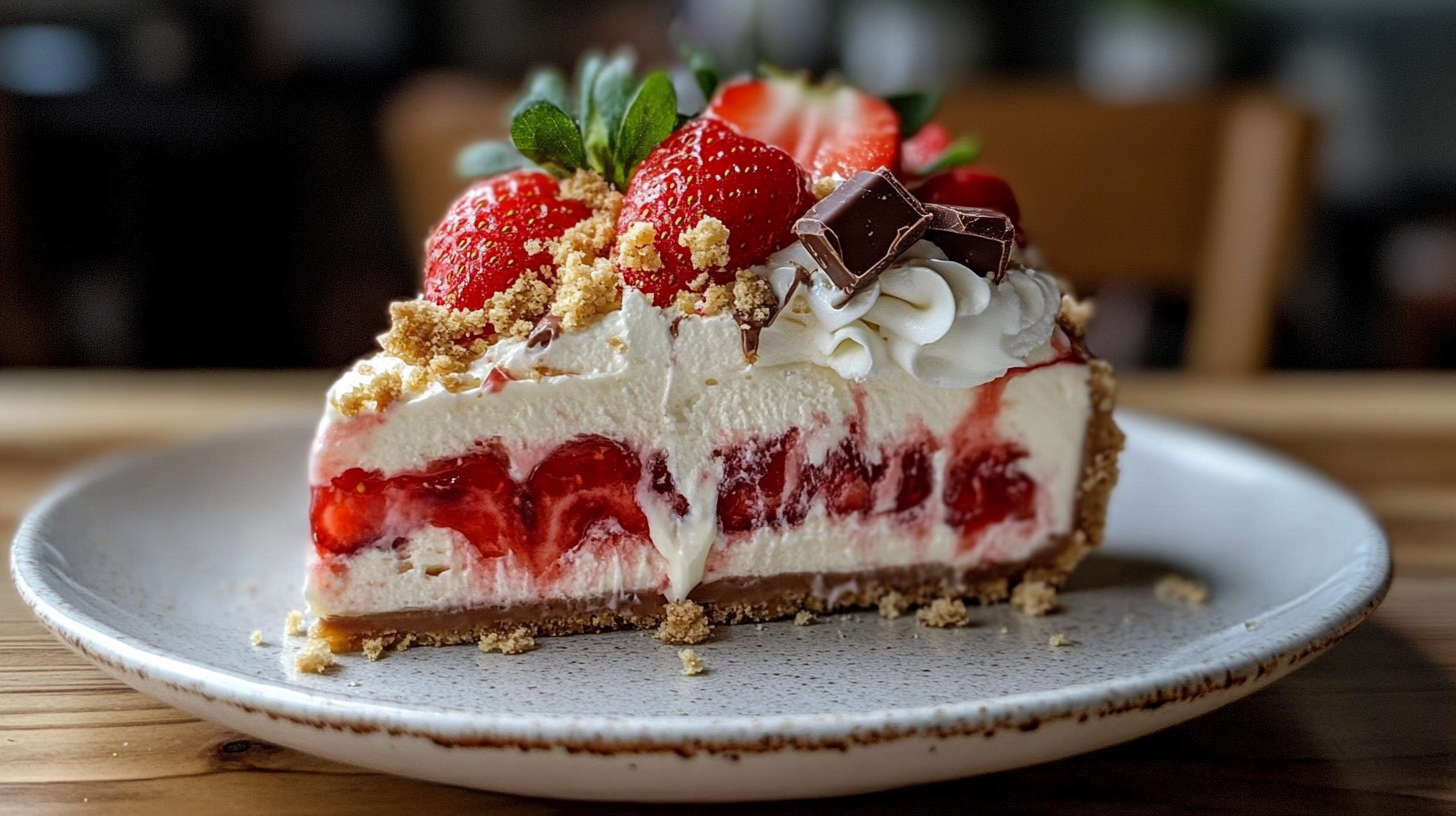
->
753, 240, 1062, 388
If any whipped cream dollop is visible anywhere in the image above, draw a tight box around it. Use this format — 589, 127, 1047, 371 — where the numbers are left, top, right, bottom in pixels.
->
753, 240, 1062, 389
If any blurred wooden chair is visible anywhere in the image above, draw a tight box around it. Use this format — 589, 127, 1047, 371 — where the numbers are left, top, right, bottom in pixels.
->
381, 74, 1315, 375
939, 85, 1316, 375
378, 71, 516, 264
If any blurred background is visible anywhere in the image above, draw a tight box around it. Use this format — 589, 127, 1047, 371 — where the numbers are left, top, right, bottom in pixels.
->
0, 0, 1454, 374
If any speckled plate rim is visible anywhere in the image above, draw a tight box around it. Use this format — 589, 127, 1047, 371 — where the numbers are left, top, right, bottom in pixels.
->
11, 411, 1391, 755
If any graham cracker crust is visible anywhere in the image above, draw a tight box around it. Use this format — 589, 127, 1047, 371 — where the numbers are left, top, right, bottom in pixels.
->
313, 358, 1123, 653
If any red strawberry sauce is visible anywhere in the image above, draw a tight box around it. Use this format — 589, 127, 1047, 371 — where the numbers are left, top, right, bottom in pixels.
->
311, 363, 1075, 577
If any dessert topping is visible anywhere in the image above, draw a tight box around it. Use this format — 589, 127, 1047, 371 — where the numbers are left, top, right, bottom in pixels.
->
923, 204, 1014, 281
914, 166, 1022, 228
615, 118, 815, 300
793, 168, 932, 300
704, 74, 902, 181
524, 314, 563, 349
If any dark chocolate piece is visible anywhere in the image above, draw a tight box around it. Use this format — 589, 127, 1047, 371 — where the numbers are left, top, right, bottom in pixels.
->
794, 168, 932, 300
924, 205, 1014, 282
525, 314, 562, 349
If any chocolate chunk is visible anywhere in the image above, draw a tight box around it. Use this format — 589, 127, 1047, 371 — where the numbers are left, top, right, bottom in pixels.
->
924, 205, 1014, 282
794, 168, 932, 300
524, 314, 562, 349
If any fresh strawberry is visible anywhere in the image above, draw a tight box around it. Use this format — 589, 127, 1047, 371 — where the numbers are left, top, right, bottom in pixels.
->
310, 469, 388, 555
616, 118, 814, 299
423, 170, 592, 312
901, 121, 953, 176
526, 435, 651, 572
704, 75, 901, 180
914, 167, 1022, 227
417, 451, 527, 560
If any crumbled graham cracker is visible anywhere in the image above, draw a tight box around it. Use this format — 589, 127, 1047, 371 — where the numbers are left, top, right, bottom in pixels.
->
812, 177, 839, 200
483, 267, 554, 341
672, 289, 700, 315
1155, 574, 1209, 606
361, 638, 385, 661
1049, 633, 1070, 647
878, 591, 909, 620
678, 215, 731, 270
523, 238, 544, 255
616, 221, 662, 272
916, 598, 969, 628
732, 270, 775, 324
557, 168, 622, 215
334, 369, 402, 418
689, 272, 710, 292
1058, 294, 1095, 340
381, 298, 490, 371
1011, 580, 1059, 618
701, 284, 733, 317
551, 256, 621, 330
794, 610, 816, 626
284, 610, 306, 637
249, 630, 263, 646
657, 600, 711, 645
606, 335, 627, 353
480, 627, 536, 655
295, 638, 334, 674
678, 648, 705, 676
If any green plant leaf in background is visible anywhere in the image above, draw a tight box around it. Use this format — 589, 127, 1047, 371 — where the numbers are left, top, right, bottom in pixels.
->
922, 134, 982, 174
680, 43, 719, 102
613, 71, 678, 188
510, 68, 571, 122
884, 89, 943, 138
510, 101, 585, 176
455, 140, 531, 179
574, 51, 604, 125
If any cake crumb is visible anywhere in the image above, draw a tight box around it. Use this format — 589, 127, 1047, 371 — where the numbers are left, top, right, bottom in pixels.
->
1049, 633, 1070, 647
812, 177, 840, 200
672, 289, 700, 315
616, 221, 662, 272
877, 591, 909, 619
678, 648, 706, 676
701, 284, 733, 317
999, 626, 1009, 635
482, 266, 554, 341
361, 638, 386, 662
294, 638, 335, 674
1011, 580, 1059, 618
557, 168, 621, 212
334, 369, 402, 418
689, 272, 710, 292
551, 256, 621, 331
678, 215, 731, 271
480, 627, 536, 655
606, 335, 627, 353
1245, 620, 1259, 630
249, 630, 263, 646
657, 600, 712, 644
284, 610, 306, 637
794, 610, 816, 626
916, 598, 969, 628
1155, 574, 1209, 606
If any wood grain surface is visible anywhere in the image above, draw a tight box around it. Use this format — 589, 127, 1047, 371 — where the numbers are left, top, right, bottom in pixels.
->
3, 371, 1454, 815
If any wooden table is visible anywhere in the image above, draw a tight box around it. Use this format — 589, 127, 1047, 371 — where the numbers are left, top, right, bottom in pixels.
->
3, 371, 1454, 814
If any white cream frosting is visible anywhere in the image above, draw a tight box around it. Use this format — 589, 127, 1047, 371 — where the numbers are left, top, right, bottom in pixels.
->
307, 245, 1089, 618
754, 240, 1062, 388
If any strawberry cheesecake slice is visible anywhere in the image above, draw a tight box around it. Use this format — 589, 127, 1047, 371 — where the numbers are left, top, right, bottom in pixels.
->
304, 61, 1122, 651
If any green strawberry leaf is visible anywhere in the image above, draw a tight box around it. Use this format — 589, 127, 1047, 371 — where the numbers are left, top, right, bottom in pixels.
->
922, 134, 982, 174
455, 140, 531, 179
511, 68, 571, 121
885, 89, 942, 138
511, 101, 585, 177
612, 71, 678, 189
680, 43, 719, 101
584, 51, 636, 182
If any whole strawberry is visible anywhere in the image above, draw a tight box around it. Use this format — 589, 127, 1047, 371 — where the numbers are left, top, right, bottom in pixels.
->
914, 167, 1021, 227
616, 118, 815, 299
423, 170, 592, 312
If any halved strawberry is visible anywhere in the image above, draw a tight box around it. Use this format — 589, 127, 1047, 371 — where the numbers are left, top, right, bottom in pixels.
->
914, 167, 1021, 227
418, 451, 527, 560
617, 118, 815, 300
310, 469, 388, 555
901, 121, 953, 176
424, 170, 592, 312
526, 435, 651, 572
705, 75, 901, 181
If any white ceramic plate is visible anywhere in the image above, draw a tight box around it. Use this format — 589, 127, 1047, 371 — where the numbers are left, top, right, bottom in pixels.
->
11, 413, 1389, 802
